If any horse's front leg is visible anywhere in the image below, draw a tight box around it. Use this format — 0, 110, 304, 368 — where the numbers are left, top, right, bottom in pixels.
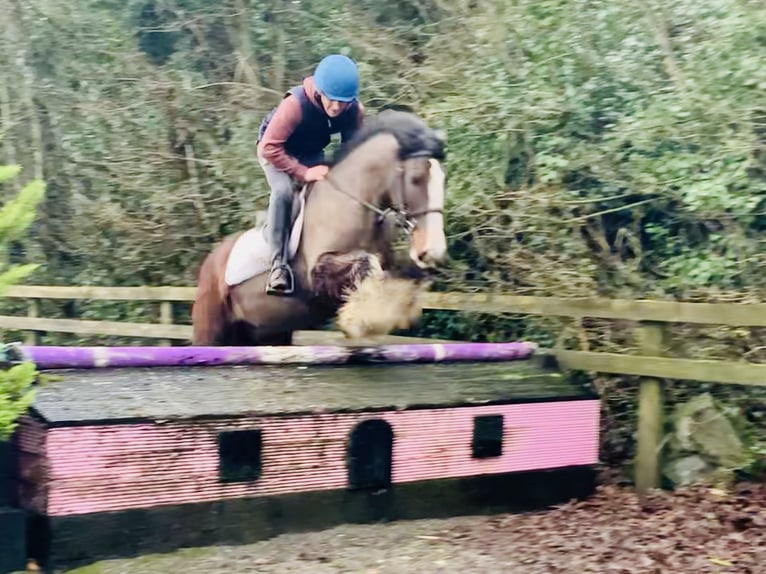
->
309, 250, 384, 310
309, 249, 424, 339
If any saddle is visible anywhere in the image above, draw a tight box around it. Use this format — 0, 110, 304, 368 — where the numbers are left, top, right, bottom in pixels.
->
223, 187, 308, 287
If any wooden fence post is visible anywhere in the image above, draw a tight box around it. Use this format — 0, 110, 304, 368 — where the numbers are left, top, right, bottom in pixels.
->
634, 321, 668, 493
25, 299, 40, 346
159, 302, 173, 347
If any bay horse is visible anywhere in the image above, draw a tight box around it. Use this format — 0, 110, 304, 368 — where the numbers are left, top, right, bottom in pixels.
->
191, 109, 447, 346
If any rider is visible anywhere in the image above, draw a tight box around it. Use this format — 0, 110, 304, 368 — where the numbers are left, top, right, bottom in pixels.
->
256, 54, 365, 296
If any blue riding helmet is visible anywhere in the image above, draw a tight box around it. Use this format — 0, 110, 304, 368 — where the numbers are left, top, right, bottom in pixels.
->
313, 54, 359, 102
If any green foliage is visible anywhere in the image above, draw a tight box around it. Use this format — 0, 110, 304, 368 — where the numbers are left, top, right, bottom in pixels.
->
3, 0, 762, 298
0, 168, 46, 294
0, 164, 45, 439
0, 361, 37, 440
412, 0, 765, 297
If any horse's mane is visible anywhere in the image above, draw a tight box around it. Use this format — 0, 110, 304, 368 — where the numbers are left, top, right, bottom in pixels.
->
330, 107, 445, 166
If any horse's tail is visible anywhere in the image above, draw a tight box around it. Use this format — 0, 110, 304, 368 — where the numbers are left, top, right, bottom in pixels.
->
191, 234, 239, 345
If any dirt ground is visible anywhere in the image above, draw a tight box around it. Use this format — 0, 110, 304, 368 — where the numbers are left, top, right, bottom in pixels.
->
63, 481, 766, 574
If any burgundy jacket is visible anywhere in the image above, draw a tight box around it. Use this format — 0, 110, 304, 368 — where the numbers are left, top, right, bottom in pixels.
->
257, 76, 364, 181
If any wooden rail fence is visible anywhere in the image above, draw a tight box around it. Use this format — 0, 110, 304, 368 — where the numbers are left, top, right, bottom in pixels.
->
1, 284, 765, 492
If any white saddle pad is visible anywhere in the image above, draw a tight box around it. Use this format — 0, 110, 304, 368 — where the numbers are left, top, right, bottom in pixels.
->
224, 192, 306, 287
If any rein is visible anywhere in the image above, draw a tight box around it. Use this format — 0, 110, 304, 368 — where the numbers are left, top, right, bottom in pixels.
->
321, 151, 442, 236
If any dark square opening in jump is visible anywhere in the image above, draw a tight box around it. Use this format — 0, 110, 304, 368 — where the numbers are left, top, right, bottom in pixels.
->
472, 414, 504, 458
218, 429, 262, 483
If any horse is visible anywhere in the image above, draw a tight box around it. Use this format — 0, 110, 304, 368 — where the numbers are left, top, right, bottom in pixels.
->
191, 108, 448, 346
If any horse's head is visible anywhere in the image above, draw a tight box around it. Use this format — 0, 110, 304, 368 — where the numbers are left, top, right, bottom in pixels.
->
327, 108, 448, 269
376, 110, 448, 269
393, 151, 447, 269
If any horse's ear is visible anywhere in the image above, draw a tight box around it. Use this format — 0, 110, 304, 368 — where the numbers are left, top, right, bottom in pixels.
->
430, 129, 447, 159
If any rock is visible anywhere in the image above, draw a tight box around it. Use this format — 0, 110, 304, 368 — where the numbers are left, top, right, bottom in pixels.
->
664, 392, 752, 487
664, 455, 709, 486
671, 393, 747, 468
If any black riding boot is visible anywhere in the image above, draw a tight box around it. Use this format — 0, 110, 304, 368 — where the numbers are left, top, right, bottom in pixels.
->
266, 192, 295, 296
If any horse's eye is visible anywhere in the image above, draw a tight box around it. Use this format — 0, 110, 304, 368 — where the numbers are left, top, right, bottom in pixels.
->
409, 174, 426, 186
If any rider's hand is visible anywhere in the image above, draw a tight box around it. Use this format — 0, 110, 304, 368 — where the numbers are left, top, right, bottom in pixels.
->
304, 165, 329, 182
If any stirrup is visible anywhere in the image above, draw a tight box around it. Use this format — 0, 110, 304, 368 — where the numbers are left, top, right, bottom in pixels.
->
266, 262, 295, 296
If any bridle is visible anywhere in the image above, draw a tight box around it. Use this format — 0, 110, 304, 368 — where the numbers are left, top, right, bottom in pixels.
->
322, 150, 443, 236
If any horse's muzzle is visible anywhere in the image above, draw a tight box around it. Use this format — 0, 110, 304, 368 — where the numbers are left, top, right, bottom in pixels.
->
411, 244, 447, 269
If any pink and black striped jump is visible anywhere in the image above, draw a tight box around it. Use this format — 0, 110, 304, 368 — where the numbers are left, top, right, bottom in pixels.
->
9, 342, 600, 571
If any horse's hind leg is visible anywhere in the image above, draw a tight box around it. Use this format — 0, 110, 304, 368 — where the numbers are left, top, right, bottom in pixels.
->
221, 321, 259, 346
223, 321, 293, 346
258, 332, 293, 346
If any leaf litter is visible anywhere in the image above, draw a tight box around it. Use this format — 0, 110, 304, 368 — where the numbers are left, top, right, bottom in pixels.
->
64, 482, 766, 574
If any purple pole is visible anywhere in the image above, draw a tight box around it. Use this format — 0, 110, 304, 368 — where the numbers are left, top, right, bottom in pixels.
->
18, 342, 537, 370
